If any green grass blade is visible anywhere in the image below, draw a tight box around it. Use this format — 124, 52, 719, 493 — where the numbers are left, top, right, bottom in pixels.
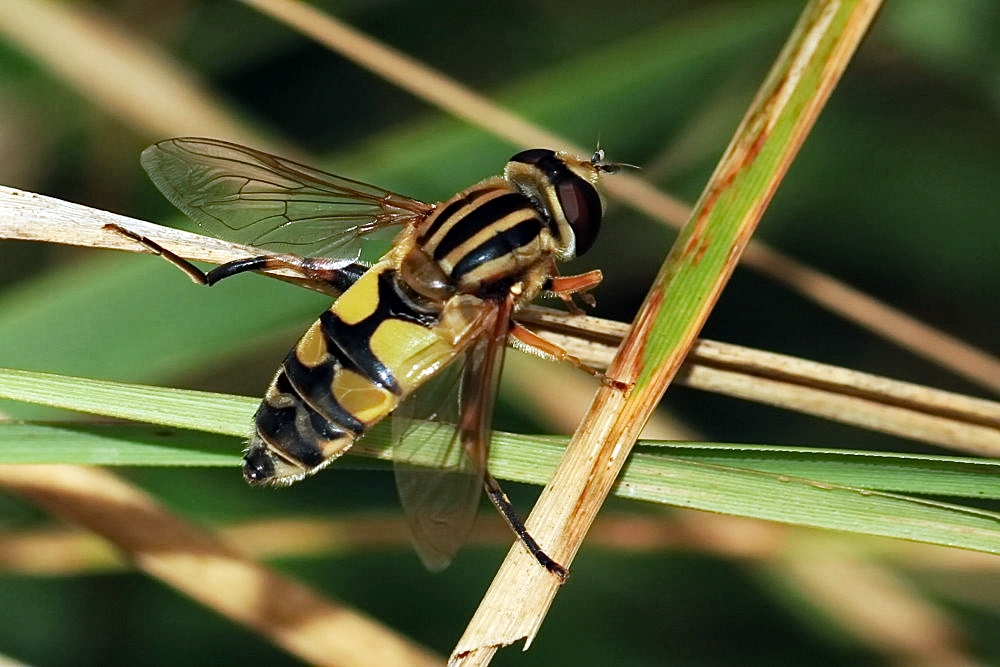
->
636, 442, 1000, 499
615, 449, 1000, 556
0, 367, 254, 435
3, 368, 999, 557
0, 422, 238, 466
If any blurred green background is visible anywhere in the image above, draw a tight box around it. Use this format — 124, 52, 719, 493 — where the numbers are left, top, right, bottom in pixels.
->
1, 0, 999, 665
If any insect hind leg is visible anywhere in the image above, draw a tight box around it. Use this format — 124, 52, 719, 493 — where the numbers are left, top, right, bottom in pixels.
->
205, 255, 366, 294
482, 471, 569, 581
103, 223, 366, 294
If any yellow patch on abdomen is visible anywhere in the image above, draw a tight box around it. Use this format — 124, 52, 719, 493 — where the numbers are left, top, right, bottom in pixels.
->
332, 368, 397, 425
332, 267, 381, 325
295, 320, 328, 367
369, 318, 459, 395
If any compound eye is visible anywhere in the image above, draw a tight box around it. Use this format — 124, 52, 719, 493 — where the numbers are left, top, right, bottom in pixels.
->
507, 148, 603, 256
509, 148, 556, 167
556, 177, 602, 256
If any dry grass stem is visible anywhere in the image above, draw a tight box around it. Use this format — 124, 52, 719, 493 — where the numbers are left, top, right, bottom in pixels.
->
450, 2, 883, 662
0, 186, 331, 292
0, 515, 416, 575
0, 186, 263, 265
0, 507, 977, 665
0, 0, 273, 146
0, 511, 982, 666
0, 465, 443, 667
7, 510, 1000, 577
680, 341, 1000, 457
4, 186, 997, 456
777, 543, 967, 666
519, 307, 1000, 457
743, 244, 1000, 395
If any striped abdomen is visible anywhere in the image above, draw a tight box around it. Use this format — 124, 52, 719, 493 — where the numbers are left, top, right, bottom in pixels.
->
242, 263, 477, 485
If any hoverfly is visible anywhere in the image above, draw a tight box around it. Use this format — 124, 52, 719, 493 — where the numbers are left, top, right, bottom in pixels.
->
115, 138, 622, 578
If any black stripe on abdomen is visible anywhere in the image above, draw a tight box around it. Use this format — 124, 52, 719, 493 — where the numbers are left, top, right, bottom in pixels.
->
282, 351, 366, 436
251, 370, 355, 471
315, 269, 439, 395
319, 310, 400, 394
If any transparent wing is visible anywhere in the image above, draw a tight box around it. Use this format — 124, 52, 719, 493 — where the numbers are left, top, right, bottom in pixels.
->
392, 304, 506, 571
392, 361, 481, 572
141, 137, 433, 259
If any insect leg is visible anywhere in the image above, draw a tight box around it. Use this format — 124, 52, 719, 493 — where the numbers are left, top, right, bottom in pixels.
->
542, 269, 603, 312
509, 322, 628, 390
453, 296, 569, 578
205, 255, 366, 293
103, 223, 366, 293
543, 269, 603, 295
482, 471, 568, 581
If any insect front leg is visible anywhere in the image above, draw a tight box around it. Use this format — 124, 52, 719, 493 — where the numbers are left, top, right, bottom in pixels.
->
509, 322, 628, 390
542, 269, 603, 313
103, 223, 366, 294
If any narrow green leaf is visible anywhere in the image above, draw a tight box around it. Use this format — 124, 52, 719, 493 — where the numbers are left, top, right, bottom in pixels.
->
485, 435, 1000, 557
2, 368, 999, 558
636, 442, 1000, 499
0, 422, 238, 466
0, 367, 254, 435
614, 450, 1000, 556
